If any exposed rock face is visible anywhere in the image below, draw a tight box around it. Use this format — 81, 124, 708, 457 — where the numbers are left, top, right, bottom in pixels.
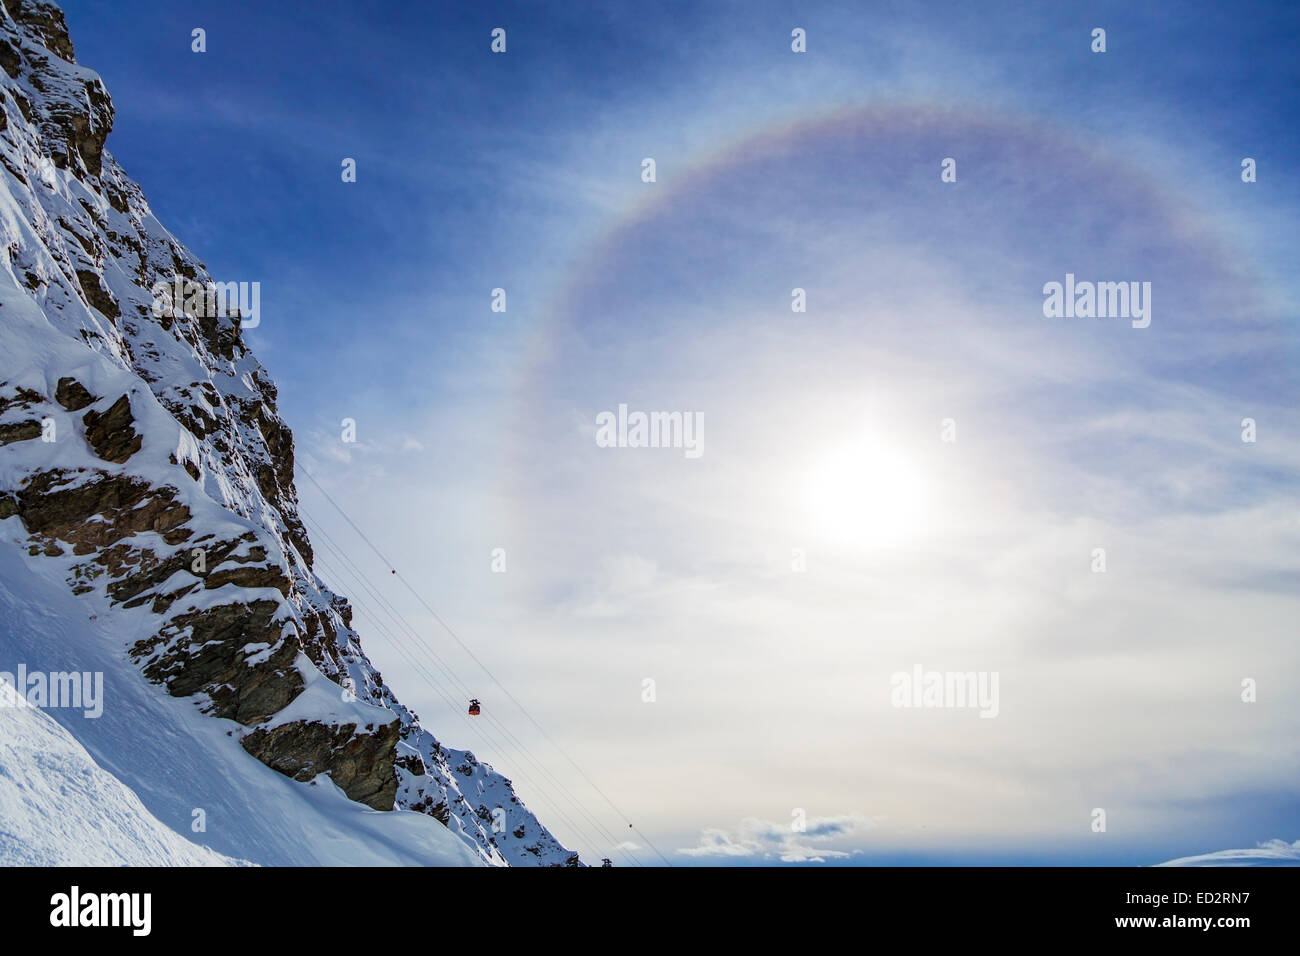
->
132, 599, 304, 726
1, 0, 73, 61
82, 394, 141, 462
0, 382, 43, 443
0, 0, 578, 865
15, 469, 191, 553
0, 418, 40, 444
242, 718, 401, 811
54, 375, 93, 410
0, 0, 108, 177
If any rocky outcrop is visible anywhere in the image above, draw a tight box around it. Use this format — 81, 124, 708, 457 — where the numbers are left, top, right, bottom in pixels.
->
0, 0, 110, 178
132, 600, 303, 726
0, 382, 44, 445
54, 375, 93, 410
242, 718, 401, 811
82, 394, 141, 462
15, 469, 191, 553
1, 0, 74, 62
0, 418, 40, 444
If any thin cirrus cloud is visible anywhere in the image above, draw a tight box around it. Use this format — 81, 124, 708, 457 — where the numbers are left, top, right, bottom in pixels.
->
495, 104, 1299, 860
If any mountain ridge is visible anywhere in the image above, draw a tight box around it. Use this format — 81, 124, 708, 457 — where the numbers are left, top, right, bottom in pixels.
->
0, 0, 577, 866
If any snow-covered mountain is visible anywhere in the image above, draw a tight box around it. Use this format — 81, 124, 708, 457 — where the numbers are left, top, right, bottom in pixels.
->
0, 0, 578, 866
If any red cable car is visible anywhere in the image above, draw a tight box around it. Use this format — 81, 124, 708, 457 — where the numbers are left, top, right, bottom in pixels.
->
467, 698, 481, 716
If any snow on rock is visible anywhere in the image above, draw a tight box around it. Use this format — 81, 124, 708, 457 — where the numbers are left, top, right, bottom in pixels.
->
0, 0, 577, 865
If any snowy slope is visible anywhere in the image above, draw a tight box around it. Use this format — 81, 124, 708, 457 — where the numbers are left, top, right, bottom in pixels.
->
0, 0, 576, 865
0, 692, 244, 866
0, 542, 483, 866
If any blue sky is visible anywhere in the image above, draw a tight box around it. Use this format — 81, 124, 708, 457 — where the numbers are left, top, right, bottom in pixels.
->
63, 0, 1300, 865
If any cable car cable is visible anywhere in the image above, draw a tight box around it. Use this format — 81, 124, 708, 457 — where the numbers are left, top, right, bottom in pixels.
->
297, 462, 672, 867
300, 510, 641, 866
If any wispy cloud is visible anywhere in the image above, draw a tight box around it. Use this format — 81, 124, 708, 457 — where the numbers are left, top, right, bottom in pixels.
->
1159, 839, 1300, 867
680, 814, 875, 863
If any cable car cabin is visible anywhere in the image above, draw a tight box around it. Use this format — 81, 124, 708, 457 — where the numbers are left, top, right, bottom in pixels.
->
468, 699, 481, 716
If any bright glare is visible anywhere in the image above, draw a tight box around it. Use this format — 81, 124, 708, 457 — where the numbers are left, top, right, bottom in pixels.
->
802, 439, 930, 549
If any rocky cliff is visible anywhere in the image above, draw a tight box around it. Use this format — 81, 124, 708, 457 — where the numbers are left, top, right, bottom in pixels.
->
0, 0, 577, 866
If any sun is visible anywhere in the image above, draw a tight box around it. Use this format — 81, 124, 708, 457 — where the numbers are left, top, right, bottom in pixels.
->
801, 438, 930, 550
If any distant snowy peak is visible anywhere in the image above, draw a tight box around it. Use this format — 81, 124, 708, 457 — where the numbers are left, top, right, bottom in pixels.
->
0, 0, 576, 865
1158, 840, 1300, 867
